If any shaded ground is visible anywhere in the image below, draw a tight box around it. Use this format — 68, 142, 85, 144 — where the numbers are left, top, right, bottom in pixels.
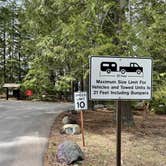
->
44, 109, 166, 166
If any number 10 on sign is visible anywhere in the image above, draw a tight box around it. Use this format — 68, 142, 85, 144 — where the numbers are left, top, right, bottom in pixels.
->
74, 92, 88, 110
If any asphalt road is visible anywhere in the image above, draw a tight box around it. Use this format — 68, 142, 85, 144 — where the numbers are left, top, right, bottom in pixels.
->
0, 100, 72, 166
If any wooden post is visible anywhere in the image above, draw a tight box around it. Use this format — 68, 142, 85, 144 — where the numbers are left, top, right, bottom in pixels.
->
80, 110, 85, 147
143, 102, 149, 120
6, 88, 9, 100
116, 100, 122, 166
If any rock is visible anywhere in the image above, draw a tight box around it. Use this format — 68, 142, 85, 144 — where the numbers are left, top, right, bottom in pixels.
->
107, 105, 116, 111
62, 124, 81, 135
94, 104, 104, 110
73, 164, 79, 166
159, 103, 165, 108
134, 101, 144, 110
62, 115, 77, 125
56, 141, 84, 165
62, 116, 71, 125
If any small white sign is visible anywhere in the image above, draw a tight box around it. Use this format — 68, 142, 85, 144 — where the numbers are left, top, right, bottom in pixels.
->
90, 56, 152, 100
74, 92, 88, 110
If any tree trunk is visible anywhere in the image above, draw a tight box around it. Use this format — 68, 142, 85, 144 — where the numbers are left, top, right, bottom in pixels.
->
116, 1, 134, 127
18, 52, 21, 82
119, 101, 134, 126
3, 23, 6, 83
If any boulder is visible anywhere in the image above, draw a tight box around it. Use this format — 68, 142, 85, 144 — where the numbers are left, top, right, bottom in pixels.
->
62, 116, 71, 125
94, 104, 104, 110
56, 141, 84, 165
134, 102, 144, 110
62, 124, 81, 135
62, 116, 77, 125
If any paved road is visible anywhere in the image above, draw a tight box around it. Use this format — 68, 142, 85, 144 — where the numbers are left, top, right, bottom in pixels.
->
0, 100, 72, 166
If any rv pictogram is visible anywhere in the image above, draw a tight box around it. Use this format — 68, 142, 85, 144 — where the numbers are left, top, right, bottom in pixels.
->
100, 62, 117, 74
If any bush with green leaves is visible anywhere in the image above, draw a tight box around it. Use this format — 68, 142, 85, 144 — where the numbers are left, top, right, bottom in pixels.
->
152, 83, 166, 114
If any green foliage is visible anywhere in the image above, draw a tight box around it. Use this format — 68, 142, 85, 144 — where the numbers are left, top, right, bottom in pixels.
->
55, 75, 75, 92
123, 0, 166, 112
152, 81, 166, 114
154, 83, 166, 105
0, 0, 165, 107
0, 0, 27, 85
22, 56, 55, 95
20, 0, 122, 97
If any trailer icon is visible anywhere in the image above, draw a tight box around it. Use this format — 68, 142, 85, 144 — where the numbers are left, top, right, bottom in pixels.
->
100, 62, 117, 73
100, 62, 143, 74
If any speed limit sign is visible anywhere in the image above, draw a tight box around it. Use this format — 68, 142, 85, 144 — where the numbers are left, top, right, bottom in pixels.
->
74, 92, 88, 110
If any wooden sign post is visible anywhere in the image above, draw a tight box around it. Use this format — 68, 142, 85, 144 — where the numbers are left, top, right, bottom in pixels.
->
80, 110, 85, 147
74, 92, 88, 147
90, 56, 152, 166
116, 101, 122, 166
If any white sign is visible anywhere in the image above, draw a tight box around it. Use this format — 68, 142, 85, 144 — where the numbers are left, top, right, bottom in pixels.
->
74, 92, 88, 110
90, 56, 152, 100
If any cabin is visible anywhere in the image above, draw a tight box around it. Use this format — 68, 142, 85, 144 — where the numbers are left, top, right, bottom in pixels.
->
3, 83, 21, 100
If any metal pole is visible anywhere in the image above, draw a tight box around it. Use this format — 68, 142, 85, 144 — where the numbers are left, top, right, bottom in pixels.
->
80, 110, 85, 147
116, 100, 121, 166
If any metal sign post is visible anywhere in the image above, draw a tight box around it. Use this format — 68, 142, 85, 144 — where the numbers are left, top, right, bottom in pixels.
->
116, 101, 122, 166
74, 92, 88, 147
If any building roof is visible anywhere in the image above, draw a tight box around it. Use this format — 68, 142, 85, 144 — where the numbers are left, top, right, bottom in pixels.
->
3, 83, 21, 88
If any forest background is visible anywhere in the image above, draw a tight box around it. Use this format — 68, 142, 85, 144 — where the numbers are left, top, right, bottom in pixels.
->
0, 0, 166, 114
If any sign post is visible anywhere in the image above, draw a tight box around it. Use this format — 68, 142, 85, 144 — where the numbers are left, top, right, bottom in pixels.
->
90, 56, 152, 100
80, 110, 85, 147
90, 56, 152, 166
116, 101, 121, 166
74, 92, 88, 147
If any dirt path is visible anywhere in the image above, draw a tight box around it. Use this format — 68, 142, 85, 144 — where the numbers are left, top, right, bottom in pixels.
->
45, 110, 166, 166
